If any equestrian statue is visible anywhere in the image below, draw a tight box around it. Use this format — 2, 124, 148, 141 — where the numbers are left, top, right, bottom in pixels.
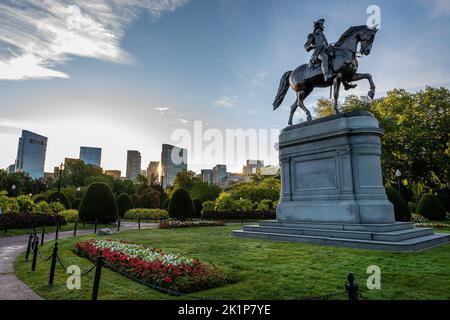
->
273, 19, 378, 125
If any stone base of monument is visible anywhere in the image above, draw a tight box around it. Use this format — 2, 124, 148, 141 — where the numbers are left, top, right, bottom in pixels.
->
232, 111, 449, 251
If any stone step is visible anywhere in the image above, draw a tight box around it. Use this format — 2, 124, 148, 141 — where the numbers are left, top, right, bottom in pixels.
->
232, 229, 450, 252
243, 225, 434, 242
259, 220, 415, 232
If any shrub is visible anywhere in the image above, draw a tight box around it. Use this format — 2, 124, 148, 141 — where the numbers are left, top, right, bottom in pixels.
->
48, 191, 71, 209
16, 195, 35, 213
436, 187, 450, 213
417, 193, 447, 221
385, 186, 411, 221
202, 210, 276, 220
79, 182, 118, 223
0, 193, 19, 213
201, 201, 215, 214
33, 195, 47, 204
408, 202, 417, 214
116, 193, 134, 218
257, 199, 272, 211
162, 198, 170, 210
71, 198, 82, 210
32, 201, 63, 214
59, 209, 79, 223
192, 199, 203, 219
236, 198, 253, 212
0, 213, 66, 230
139, 190, 160, 209
215, 193, 237, 212
411, 213, 428, 223
168, 188, 194, 220
129, 193, 140, 208
124, 208, 169, 221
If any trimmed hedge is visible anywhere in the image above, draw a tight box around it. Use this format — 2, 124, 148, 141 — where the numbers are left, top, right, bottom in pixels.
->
193, 199, 203, 219
59, 210, 79, 223
202, 210, 276, 220
124, 208, 169, 221
79, 183, 118, 223
168, 188, 194, 220
48, 191, 71, 209
385, 186, 411, 221
0, 213, 66, 230
417, 193, 447, 221
116, 193, 134, 218
71, 198, 82, 210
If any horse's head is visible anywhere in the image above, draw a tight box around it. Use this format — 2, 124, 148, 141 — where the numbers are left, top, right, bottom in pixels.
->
358, 26, 378, 55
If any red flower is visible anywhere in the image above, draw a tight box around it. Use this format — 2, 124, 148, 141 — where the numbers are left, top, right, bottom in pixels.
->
163, 277, 173, 284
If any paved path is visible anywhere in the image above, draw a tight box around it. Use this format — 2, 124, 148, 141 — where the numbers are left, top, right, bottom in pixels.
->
0, 222, 157, 300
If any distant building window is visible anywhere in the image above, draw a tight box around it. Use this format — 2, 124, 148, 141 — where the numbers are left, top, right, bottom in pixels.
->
29, 138, 44, 145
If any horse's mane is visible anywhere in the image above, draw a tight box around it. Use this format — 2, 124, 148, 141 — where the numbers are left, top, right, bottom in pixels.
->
334, 25, 368, 47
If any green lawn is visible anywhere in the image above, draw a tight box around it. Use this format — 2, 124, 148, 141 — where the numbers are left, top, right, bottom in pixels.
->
14, 225, 450, 300
0, 223, 106, 238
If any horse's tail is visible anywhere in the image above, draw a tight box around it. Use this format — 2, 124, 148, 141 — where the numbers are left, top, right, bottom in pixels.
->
273, 71, 292, 110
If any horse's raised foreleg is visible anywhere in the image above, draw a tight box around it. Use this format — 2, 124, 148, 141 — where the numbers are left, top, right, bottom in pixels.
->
288, 99, 298, 126
297, 92, 312, 121
333, 73, 342, 114
348, 73, 376, 99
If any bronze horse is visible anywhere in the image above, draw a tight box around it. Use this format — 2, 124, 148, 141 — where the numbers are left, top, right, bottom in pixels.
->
273, 25, 378, 125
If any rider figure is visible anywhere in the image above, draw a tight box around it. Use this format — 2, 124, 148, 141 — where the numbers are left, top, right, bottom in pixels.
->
304, 19, 332, 82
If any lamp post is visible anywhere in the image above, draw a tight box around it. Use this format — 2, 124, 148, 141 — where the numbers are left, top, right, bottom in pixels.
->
76, 186, 81, 199
11, 184, 16, 197
160, 173, 165, 208
57, 163, 64, 202
395, 169, 401, 192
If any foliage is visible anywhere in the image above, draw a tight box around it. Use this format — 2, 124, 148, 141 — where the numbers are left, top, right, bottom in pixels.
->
202, 210, 276, 220
417, 193, 447, 221
236, 198, 253, 212
0, 213, 66, 230
162, 197, 170, 210
78, 183, 118, 223
138, 190, 160, 209
228, 176, 280, 203
385, 186, 411, 221
201, 201, 215, 214
436, 187, 450, 213
124, 208, 169, 221
59, 210, 79, 223
15, 195, 35, 213
0, 170, 47, 197
116, 193, 134, 218
408, 202, 417, 214
172, 171, 201, 192
257, 199, 273, 211
159, 220, 225, 229
47, 191, 71, 209
215, 192, 237, 211
168, 188, 194, 220
75, 239, 229, 294
192, 199, 203, 219
411, 214, 428, 223
0, 192, 19, 213
32, 201, 65, 214
190, 181, 221, 203
71, 198, 82, 210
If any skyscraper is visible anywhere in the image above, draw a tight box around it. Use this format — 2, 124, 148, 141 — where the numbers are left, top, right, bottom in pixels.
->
126, 150, 141, 181
15, 130, 47, 179
213, 164, 227, 185
161, 144, 187, 188
79, 146, 102, 167
201, 169, 213, 184
242, 160, 264, 176
147, 161, 160, 183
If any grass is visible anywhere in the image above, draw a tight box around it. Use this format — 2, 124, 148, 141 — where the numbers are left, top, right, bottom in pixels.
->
0, 222, 114, 238
14, 225, 450, 300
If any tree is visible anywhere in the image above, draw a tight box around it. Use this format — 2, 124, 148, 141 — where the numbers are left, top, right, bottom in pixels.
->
417, 193, 447, 221
193, 199, 203, 219
79, 183, 118, 223
385, 187, 411, 221
215, 192, 237, 211
190, 181, 221, 203
139, 190, 160, 209
172, 171, 201, 192
48, 191, 71, 209
314, 98, 334, 117
168, 188, 194, 220
116, 193, 134, 218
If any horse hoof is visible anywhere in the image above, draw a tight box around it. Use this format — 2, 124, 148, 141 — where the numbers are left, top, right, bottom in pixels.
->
368, 90, 375, 99
307, 115, 313, 121
288, 121, 292, 126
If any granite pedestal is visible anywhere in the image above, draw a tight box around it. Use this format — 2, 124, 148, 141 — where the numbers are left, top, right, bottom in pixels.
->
232, 112, 449, 251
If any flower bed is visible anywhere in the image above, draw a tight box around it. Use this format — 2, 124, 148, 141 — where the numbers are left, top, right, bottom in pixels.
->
74, 239, 229, 293
159, 220, 225, 229
202, 210, 275, 220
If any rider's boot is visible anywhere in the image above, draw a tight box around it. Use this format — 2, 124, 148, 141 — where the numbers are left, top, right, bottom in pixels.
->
321, 55, 332, 81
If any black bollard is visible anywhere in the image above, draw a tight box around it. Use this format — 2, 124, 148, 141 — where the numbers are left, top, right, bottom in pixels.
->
91, 254, 103, 300
73, 221, 78, 237
41, 227, 45, 246
138, 218, 141, 230
31, 237, 39, 271
25, 233, 34, 261
345, 273, 359, 301
55, 223, 59, 241
116, 219, 120, 232
48, 241, 58, 286
94, 220, 98, 234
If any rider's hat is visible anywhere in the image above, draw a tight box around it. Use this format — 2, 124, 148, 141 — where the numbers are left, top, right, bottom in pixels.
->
314, 19, 325, 28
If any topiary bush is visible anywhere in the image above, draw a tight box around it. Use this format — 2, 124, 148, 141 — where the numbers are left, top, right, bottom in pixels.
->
168, 188, 194, 220
116, 193, 134, 218
48, 191, 71, 209
59, 209, 79, 223
79, 183, 118, 223
408, 202, 417, 214
71, 198, 82, 210
201, 201, 215, 214
193, 199, 203, 219
417, 193, 447, 221
124, 208, 169, 221
385, 186, 411, 221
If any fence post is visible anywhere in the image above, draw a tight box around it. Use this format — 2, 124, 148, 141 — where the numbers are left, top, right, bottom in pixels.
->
48, 241, 58, 286
94, 220, 98, 234
25, 233, 34, 261
55, 223, 59, 241
117, 218, 120, 232
41, 227, 45, 246
138, 218, 141, 230
31, 237, 39, 271
345, 273, 359, 301
91, 254, 103, 300
73, 221, 78, 237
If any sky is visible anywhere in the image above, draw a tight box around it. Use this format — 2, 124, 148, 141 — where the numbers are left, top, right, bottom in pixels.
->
0, 0, 449, 175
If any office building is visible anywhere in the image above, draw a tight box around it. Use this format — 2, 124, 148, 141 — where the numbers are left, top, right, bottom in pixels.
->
147, 161, 160, 183
201, 169, 214, 184
257, 165, 280, 176
79, 146, 102, 167
161, 144, 187, 188
105, 170, 121, 179
126, 150, 141, 181
212, 164, 227, 185
242, 160, 264, 176
7, 164, 15, 174
15, 130, 47, 179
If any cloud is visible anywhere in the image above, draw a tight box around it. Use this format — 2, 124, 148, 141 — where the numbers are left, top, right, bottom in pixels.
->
0, 0, 189, 81
421, 0, 450, 16
215, 96, 238, 108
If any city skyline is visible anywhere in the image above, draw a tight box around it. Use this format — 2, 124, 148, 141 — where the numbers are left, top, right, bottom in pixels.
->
1, 0, 449, 174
